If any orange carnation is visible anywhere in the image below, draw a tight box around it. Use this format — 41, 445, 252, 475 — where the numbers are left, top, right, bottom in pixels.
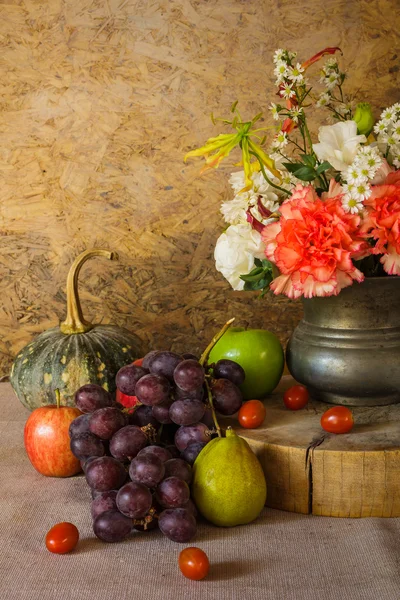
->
262, 185, 367, 298
360, 177, 400, 275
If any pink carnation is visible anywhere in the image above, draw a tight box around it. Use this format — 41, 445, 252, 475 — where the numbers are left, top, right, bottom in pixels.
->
262, 185, 367, 299
360, 176, 400, 275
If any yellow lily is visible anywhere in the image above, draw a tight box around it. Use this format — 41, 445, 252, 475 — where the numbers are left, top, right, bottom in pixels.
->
184, 109, 280, 191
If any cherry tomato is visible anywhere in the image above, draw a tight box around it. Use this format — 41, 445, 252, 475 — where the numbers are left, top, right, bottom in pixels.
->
283, 385, 309, 410
238, 400, 266, 429
133, 358, 144, 366
321, 406, 354, 434
116, 388, 138, 408
45, 522, 79, 554
179, 547, 210, 580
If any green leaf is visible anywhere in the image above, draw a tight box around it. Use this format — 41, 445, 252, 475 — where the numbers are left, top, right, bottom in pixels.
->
240, 268, 264, 282
282, 162, 303, 174
251, 112, 263, 124
300, 154, 316, 168
254, 258, 263, 267
231, 100, 238, 113
291, 165, 317, 182
316, 161, 332, 175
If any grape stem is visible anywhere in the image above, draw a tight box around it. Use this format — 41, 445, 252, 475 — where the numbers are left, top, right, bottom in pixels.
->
205, 378, 222, 438
199, 317, 235, 367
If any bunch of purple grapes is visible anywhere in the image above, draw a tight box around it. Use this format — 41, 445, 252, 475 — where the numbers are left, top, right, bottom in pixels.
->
69, 349, 245, 544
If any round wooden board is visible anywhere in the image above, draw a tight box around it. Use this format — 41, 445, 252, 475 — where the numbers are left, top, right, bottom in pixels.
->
221, 376, 400, 518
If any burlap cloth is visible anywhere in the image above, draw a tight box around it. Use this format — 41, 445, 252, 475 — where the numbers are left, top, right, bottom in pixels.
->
1, 382, 399, 600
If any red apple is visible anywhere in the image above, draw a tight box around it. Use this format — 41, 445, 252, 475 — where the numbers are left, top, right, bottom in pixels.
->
24, 391, 82, 477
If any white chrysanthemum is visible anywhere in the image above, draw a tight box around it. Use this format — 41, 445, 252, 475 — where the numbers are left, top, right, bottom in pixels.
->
325, 57, 338, 69
272, 131, 288, 150
316, 92, 331, 108
274, 62, 289, 79
324, 72, 340, 89
374, 120, 387, 135
279, 83, 295, 99
214, 223, 266, 291
274, 49, 285, 63
341, 195, 364, 214
289, 107, 303, 123
313, 121, 367, 172
288, 63, 305, 84
352, 182, 372, 202
345, 166, 367, 185
220, 195, 249, 225
381, 108, 395, 123
270, 102, 280, 121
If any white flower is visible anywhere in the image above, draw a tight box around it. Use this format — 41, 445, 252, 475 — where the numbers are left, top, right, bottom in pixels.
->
288, 63, 304, 84
345, 166, 367, 185
279, 83, 295, 99
381, 108, 395, 123
325, 57, 338, 69
341, 195, 364, 214
352, 182, 372, 202
220, 195, 249, 225
214, 223, 266, 291
270, 102, 280, 121
274, 62, 289, 80
374, 120, 387, 135
313, 120, 367, 172
289, 107, 303, 123
316, 92, 331, 108
272, 131, 288, 150
274, 49, 285, 63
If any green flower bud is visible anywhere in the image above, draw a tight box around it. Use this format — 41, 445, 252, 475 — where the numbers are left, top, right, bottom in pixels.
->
354, 102, 374, 136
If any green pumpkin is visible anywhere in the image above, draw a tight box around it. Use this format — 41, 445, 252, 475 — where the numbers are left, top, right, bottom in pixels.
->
11, 249, 142, 410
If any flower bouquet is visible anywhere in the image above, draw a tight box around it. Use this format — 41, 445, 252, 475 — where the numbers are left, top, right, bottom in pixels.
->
185, 47, 400, 300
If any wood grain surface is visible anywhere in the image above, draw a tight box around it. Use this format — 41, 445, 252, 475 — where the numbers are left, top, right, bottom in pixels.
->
229, 376, 400, 517
1, 0, 399, 374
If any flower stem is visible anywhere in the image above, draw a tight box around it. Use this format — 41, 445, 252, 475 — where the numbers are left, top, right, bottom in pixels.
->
199, 318, 235, 367
249, 151, 291, 196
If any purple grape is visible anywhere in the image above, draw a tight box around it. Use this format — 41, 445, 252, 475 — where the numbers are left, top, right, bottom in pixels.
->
129, 405, 159, 429
93, 510, 132, 543
152, 399, 173, 424
81, 455, 99, 473
173, 360, 205, 392
116, 364, 148, 396
201, 407, 215, 429
149, 351, 183, 380
164, 459, 192, 484
85, 456, 127, 492
174, 385, 204, 401
89, 407, 127, 440
184, 499, 198, 519
91, 490, 118, 519
75, 384, 114, 413
69, 413, 91, 438
135, 374, 170, 406
164, 444, 180, 459
174, 423, 209, 452
138, 445, 172, 463
116, 482, 152, 518
213, 359, 245, 386
109, 425, 147, 462
169, 399, 205, 426
129, 454, 165, 488
156, 476, 190, 508
180, 442, 207, 465
211, 378, 243, 415
70, 432, 105, 460
158, 508, 197, 543
142, 350, 160, 370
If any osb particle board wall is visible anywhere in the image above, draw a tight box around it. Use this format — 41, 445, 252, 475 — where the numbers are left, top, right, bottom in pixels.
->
0, 0, 399, 373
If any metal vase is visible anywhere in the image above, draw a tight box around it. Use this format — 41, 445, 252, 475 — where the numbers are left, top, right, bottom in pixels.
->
286, 277, 400, 406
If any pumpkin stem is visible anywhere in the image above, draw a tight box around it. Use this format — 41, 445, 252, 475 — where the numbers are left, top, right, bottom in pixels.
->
60, 249, 118, 335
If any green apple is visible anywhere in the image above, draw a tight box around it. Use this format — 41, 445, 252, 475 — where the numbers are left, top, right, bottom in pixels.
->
208, 327, 284, 399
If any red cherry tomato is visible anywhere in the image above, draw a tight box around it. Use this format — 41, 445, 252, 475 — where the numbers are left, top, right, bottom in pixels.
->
238, 400, 266, 429
45, 522, 79, 554
283, 385, 309, 410
133, 358, 144, 366
116, 388, 138, 408
179, 547, 210, 580
321, 406, 354, 434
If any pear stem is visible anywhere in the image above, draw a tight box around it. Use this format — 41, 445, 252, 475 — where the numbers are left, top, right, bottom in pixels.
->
205, 378, 222, 438
199, 318, 235, 367
55, 389, 61, 409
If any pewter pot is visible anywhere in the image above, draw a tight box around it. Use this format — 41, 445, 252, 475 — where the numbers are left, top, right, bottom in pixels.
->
286, 277, 400, 406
